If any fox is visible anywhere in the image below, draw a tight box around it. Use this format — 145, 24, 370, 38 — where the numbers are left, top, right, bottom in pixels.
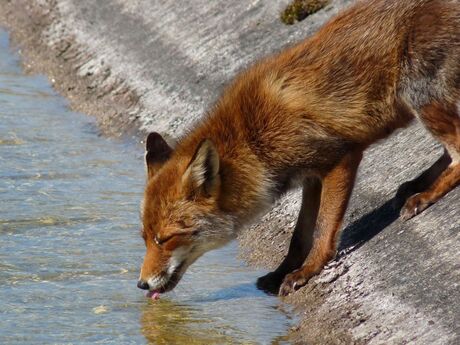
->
137, 0, 460, 297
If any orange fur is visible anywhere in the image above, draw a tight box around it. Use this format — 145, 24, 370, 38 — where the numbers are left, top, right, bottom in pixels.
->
138, 0, 460, 296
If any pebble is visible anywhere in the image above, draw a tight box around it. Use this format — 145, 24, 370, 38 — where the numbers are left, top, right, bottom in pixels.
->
92, 305, 109, 314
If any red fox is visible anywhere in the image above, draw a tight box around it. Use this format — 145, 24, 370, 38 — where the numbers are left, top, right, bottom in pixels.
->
138, 0, 460, 296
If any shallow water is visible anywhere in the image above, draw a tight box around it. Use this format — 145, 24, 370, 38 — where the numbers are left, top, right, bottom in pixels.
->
0, 29, 295, 344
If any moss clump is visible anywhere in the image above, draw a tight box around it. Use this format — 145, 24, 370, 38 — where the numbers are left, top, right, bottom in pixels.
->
281, 0, 329, 25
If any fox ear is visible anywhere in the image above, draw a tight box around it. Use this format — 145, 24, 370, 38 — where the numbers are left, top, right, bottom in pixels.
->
145, 132, 173, 179
183, 139, 220, 197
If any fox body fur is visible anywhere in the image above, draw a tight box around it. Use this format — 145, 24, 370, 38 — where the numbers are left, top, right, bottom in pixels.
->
138, 0, 460, 296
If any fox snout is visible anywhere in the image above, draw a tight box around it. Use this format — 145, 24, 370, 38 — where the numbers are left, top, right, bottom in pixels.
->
138, 243, 190, 293
137, 269, 182, 293
137, 266, 185, 293
137, 279, 150, 290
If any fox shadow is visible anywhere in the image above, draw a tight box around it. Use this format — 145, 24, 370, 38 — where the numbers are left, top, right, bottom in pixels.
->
338, 196, 402, 254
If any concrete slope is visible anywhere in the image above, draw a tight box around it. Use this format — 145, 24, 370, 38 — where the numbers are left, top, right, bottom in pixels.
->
0, 0, 458, 343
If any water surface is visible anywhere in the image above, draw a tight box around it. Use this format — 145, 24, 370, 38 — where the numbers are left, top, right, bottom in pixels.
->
0, 29, 295, 344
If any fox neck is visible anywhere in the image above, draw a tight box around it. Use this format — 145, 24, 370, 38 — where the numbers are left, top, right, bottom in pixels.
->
217, 151, 275, 228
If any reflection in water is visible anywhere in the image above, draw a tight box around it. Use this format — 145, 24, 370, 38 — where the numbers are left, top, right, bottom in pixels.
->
0, 28, 295, 344
141, 280, 294, 344
141, 300, 235, 345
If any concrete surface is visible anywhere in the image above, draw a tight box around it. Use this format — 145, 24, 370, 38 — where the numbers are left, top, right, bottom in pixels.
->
0, 0, 458, 343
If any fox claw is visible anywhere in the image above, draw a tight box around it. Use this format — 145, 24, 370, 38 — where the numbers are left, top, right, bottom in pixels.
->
400, 193, 430, 221
279, 271, 308, 296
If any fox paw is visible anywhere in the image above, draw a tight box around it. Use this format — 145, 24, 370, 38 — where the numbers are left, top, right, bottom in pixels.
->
256, 271, 283, 295
279, 270, 309, 297
400, 193, 431, 221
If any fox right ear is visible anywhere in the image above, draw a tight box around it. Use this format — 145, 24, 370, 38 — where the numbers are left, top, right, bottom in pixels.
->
145, 132, 173, 179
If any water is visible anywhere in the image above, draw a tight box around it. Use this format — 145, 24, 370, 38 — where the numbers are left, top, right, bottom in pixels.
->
0, 29, 295, 344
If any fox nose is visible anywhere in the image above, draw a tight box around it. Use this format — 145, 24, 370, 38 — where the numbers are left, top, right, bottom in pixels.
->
137, 280, 150, 290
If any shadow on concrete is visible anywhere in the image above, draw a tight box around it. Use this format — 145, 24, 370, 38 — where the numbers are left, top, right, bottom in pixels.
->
338, 153, 451, 254
338, 197, 401, 254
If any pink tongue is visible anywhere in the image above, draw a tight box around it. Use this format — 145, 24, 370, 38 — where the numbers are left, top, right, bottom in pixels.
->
145, 290, 161, 300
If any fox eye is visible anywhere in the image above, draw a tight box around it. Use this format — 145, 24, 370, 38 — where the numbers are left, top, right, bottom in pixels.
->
153, 235, 165, 246
154, 229, 198, 246
153, 233, 178, 246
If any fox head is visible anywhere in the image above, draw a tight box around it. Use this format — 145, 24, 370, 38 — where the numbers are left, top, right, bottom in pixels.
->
137, 132, 235, 293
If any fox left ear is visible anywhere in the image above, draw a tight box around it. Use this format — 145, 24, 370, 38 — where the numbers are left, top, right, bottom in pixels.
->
145, 132, 173, 179
183, 139, 220, 197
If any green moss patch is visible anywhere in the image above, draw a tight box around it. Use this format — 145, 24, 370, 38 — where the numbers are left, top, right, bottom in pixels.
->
281, 0, 329, 25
